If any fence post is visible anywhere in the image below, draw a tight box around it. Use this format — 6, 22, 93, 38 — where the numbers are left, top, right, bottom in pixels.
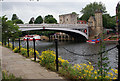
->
33, 38, 36, 61
27, 38, 29, 57
12, 39, 14, 50
5, 39, 6, 46
19, 38, 21, 53
8, 38, 9, 48
2, 39, 3, 46
117, 40, 120, 81
55, 38, 58, 71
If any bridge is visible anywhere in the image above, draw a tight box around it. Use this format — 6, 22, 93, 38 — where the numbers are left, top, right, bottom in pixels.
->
17, 24, 89, 41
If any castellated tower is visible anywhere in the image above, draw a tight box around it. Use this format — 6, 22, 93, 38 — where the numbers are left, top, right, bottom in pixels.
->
94, 10, 103, 37
88, 10, 103, 38
95, 10, 103, 27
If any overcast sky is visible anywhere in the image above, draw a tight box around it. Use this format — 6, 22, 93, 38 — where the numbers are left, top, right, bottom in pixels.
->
1, 0, 120, 23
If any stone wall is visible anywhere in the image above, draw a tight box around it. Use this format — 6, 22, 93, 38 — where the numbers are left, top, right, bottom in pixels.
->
59, 13, 78, 24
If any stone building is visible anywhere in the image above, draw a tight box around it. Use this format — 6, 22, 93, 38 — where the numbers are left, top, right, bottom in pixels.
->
59, 13, 79, 24
88, 10, 103, 38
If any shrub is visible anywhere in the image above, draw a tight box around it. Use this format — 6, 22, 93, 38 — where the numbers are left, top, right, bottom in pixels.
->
39, 50, 56, 66
0, 42, 2, 45
39, 50, 118, 80
6, 43, 12, 49
13, 47, 19, 53
20, 48, 27, 56
29, 48, 39, 57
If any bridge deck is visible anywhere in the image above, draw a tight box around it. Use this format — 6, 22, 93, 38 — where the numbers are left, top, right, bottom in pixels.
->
17, 24, 88, 28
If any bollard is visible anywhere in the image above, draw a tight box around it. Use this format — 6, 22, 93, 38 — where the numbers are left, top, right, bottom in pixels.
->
33, 38, 36, 61
12, 39, 14, 50
27, 38, 29, 57
8, 38, 9, 48
117, 40, 120, 81
55, 38, 58, 71
19, 38, 21, 53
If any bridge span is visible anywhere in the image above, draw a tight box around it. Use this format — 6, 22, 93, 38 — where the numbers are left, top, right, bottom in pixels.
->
17, 24, 89, 41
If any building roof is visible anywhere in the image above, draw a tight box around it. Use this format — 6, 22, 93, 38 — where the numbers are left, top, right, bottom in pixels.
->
88, 16, 96, 21
59, 13, 79, 16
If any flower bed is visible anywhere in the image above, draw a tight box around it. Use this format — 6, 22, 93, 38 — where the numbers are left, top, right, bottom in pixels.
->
39, 50, 118, 80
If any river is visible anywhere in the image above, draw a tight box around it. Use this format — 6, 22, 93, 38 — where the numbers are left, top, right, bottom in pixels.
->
13, 40, 118, 69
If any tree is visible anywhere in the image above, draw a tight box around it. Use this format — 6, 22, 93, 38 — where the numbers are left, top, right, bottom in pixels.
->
72, 12, 77, 15
44, 15, 57, 24
34, 16, 43, 24
2, 16, 21, 40
11, 14, 18, 21
14, 19, 24, 24
11, 14, 24, 24
80, 2, 106, 21
29, 17, 34, 24
103, 14, 116, 29
117, 4, 120, 30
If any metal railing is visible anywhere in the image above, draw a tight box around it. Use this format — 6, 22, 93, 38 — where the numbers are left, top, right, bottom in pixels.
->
17, 24, 88, 28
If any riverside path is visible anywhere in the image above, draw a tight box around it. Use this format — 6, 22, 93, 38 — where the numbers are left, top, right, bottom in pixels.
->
1, 46, 66, 80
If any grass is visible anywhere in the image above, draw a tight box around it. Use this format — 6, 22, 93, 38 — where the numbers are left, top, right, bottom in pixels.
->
2, 70, 21, 81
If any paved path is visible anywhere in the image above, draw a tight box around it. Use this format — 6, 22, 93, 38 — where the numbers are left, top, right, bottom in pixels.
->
1, 46, 66, 80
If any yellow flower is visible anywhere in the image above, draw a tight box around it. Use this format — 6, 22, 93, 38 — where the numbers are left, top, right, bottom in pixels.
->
84, 70, 88, 73
99, 76, 101, 78
113, 77, 117, 79
95, 76, 97, 79
105, 76, 109, 78
88, 61, 91, 65
94, 70, 97, 74
108, 72, 113, 76
114, 69, 118, 74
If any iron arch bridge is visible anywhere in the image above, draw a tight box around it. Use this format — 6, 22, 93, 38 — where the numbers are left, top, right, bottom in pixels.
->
17, 24, 89, 41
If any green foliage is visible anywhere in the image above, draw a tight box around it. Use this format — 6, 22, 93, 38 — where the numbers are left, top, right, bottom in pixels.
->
11, 14, 18, 21
13, 47, 39, 58
34, 16, 43, 24
29, 17, 34, 24
13, 19, 24, 24
44, 15, 57, 24
80, 2, 106, 21
97, 33, 111, 78
72, 12, 77, 15
1, 16, 21, 41
39, 50, 117, 80
103, 14, 116, 29
117, 5, 120, 29
13, 47, 19, 53
2, 70, 21, 80
11, 14, 24, 24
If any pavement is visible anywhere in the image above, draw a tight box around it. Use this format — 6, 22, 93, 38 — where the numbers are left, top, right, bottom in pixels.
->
1, 46, 66, 80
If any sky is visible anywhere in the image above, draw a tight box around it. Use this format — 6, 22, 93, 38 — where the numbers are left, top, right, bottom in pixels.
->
0, 0, 120, 23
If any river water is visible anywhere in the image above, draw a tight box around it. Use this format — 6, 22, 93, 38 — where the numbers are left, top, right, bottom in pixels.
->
13, 40, 118, 69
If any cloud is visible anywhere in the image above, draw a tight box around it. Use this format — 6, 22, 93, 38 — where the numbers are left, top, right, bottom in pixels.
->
1, 1, 119, 23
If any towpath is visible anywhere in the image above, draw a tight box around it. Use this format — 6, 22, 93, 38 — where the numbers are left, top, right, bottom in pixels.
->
1, 46, 66, 80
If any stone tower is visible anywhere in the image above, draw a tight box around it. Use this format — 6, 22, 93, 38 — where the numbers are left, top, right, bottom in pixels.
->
94, 10, 103, 36
95, 10, 103, 27
88, 10, 103, 39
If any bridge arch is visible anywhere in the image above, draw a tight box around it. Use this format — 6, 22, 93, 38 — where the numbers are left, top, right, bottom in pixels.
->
20, 27, 88, 41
